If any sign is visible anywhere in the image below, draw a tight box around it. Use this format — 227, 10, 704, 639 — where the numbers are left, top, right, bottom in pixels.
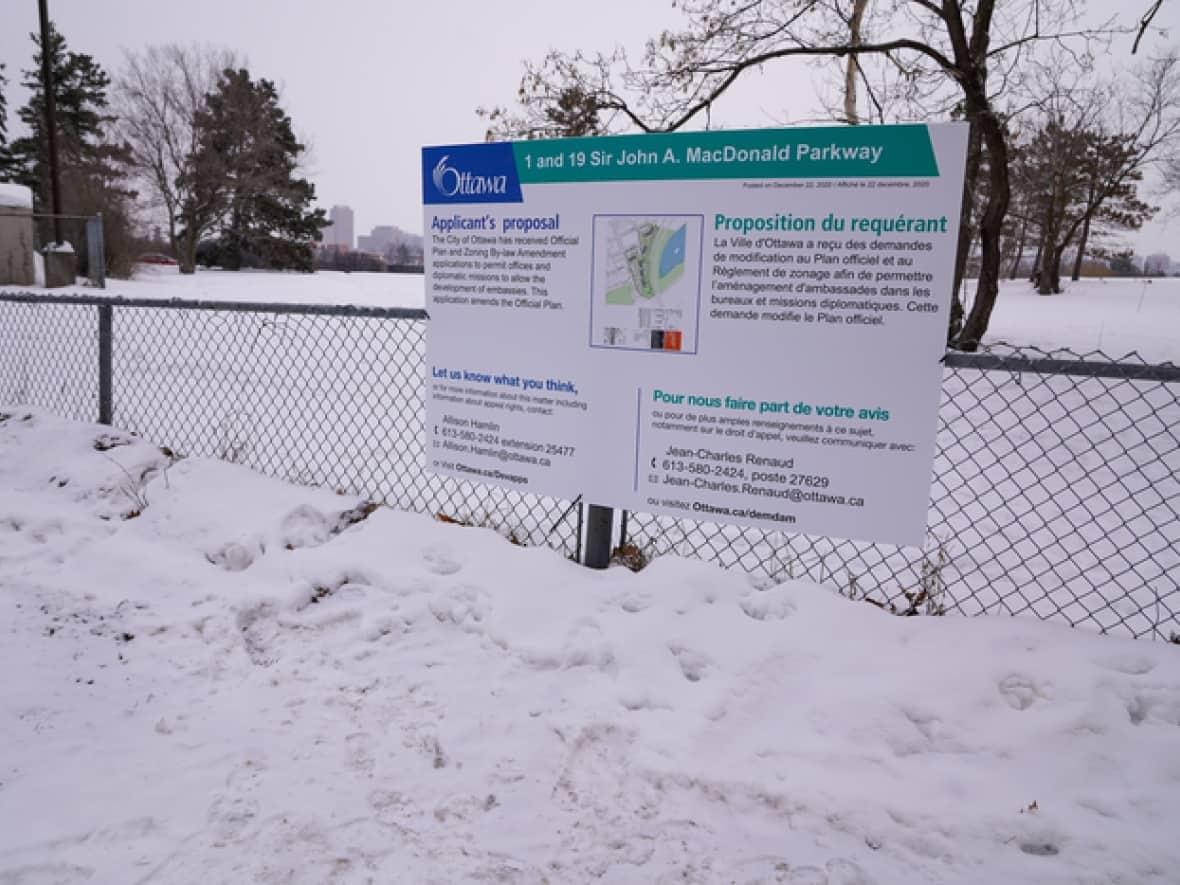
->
422, 123, 967, 546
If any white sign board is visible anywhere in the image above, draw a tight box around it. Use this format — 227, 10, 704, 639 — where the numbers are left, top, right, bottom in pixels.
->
422, 124, 967, 546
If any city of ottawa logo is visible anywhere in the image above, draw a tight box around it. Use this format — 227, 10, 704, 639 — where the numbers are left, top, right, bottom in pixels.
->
432, 155, 509, 198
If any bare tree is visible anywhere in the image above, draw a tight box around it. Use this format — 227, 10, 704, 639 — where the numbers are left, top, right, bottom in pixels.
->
114, 45, 239, 273
843, 0, 871, 124
484, 0, 1132, 349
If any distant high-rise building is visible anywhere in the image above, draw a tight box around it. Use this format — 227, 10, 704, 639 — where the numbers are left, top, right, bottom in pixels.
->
324, 205, 355, 250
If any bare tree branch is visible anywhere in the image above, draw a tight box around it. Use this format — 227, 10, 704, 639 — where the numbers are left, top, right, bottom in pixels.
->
1133, 0, 1165, 54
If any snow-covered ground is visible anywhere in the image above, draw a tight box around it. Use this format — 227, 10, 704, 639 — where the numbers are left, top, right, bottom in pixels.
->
29, 266, 1180, 362
2, 269, 1177, 881
978, 277, 1180, 363
50, 265, 429, 311
2, 407, 1179, 883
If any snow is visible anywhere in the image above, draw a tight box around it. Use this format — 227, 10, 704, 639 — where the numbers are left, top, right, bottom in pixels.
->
50, 264, 428, 310
43, 241, 75, 254
2, 264, 1178, 880
980, 277, 1180, 363
2, 406, 1179, 882
0, 183, 33, 210
33, 266, 1180, 362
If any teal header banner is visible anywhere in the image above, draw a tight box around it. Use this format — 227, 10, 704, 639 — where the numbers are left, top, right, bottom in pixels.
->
511, 124, 940, 184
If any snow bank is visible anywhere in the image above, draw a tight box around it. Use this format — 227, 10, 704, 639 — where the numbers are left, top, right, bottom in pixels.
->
1, 406, 1178, 882
0, 182, 32, 210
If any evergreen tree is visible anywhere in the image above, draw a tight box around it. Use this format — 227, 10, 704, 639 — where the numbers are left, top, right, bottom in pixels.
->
5, 23, 136, 273
0, 62, 8, 146
1067, 132, 1155, 282
190, 68, 326, 271
0, 62, 15, 181
8, 23, 132, 209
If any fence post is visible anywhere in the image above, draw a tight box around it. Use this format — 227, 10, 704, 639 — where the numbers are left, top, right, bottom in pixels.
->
86, 214, 105, 289
583, 503, 614, 569
98, 303, 112, 425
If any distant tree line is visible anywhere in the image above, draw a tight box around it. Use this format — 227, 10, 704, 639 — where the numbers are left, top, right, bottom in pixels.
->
314, 243, 424, 274
316, 246, 388, 273
0, 24, 326, 276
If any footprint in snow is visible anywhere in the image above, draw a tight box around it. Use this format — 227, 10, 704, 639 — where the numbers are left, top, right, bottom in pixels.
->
206, 540, 261, 572
367, 788, 411, 828
429, 586, 490, 632
278, 504, 335, 550
825, 858, 872, 884
1094, 654, 1156, 676
345, 732, 376, 776
422, 546, 462, 576
668, 643, 712, 683
617, 591, 653, 614
562, 619, 616, 672
279, 501, 377, 550
724, 857, 856, 884
998, 673, 1050, 711
206, 794, 260, 842
739, 588, 797, 621
236, 603, 278, 666
1125, 689, 1180, 727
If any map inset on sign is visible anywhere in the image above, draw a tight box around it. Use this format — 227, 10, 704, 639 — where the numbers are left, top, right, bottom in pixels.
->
590, 214, 703, 353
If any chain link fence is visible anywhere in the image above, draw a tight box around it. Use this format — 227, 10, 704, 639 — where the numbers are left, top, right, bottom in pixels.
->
622, 345, 1180, 640
0, 293, 582, 559
1, 291, 1177, 640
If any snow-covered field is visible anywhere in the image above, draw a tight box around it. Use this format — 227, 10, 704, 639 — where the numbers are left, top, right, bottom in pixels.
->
48, 265, 429, 311
30, 267, 1180, 362
977, 277, 1180, 364
2, 408, 1179, 883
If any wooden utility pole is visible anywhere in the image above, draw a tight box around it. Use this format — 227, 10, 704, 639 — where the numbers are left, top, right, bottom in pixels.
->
38, 0, 64, 244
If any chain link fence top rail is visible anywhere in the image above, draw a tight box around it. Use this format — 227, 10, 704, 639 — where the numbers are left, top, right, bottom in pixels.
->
2, 292, 1177, 640
0, 293, 582, 560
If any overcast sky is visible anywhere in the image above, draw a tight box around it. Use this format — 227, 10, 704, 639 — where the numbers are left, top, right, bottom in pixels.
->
1, 0, 1177, 255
